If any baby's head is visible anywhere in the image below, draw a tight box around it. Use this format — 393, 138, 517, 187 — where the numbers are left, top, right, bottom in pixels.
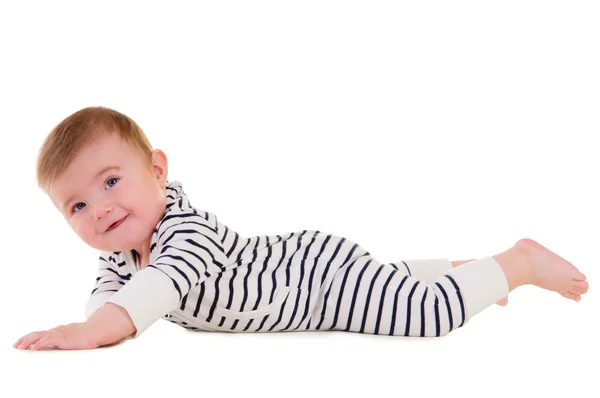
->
37, 106, 169, 255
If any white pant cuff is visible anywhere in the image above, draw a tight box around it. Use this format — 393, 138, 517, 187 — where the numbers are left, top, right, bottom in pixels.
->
444, 256, 509, 320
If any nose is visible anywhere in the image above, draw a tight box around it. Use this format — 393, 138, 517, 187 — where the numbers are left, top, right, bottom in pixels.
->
94, 204, 114, 221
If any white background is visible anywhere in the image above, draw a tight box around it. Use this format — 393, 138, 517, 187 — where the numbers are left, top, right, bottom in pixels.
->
1, 1, 598, 397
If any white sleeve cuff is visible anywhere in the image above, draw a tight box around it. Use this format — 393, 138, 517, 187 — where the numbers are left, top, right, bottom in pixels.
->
444, 256, 509, 320
106, 267, 180, 338
85, 291, 115, 319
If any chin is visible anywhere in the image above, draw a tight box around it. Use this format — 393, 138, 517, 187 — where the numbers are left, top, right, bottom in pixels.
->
91, 243, 126, 253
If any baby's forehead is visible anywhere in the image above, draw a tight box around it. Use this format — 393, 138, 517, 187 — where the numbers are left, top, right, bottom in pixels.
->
76, 137, 139, 166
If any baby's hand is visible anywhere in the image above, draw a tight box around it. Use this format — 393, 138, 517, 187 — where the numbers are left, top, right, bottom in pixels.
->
13, 322, 100, 351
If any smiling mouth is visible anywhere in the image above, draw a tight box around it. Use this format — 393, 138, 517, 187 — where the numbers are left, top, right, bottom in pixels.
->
106, 215, 128, 232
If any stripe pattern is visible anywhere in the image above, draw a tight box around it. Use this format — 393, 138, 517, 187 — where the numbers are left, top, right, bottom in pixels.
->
87, 180, 466, 337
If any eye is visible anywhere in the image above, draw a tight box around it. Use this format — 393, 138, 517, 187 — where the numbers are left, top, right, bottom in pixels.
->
106, 177, 119, 189
70, 177, 119, 215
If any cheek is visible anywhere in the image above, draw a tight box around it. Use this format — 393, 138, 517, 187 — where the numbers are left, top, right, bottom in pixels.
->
72, 218, 93, 240
119, 187, 140, 206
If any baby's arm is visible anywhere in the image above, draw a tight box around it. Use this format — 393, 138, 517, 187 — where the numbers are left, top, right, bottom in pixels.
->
85, 252, 129, 318
84, 253, 137, 345
14, 302, 135, 350
85, 302, 136, 345
106, 209, 227, 338
13, 253, 136, 350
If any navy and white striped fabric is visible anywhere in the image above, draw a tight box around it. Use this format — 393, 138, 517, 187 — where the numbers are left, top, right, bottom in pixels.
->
85, 180, 509, 338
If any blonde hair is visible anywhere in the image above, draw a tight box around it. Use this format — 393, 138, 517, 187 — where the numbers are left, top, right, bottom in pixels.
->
36, 106, 154, 193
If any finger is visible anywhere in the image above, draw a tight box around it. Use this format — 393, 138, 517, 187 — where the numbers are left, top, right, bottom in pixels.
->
17, 334, 36, 349
15, 332, 38, 349
31, 335, 56, 351
17, 331, 48, 349
14, 336, 26, 348
17, 339, 34, 350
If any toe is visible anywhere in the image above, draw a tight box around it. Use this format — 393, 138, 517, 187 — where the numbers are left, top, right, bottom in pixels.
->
572, 281, 589, 293
561, 292, 581, 301
574, 272, 587, 281
496, 297, 508, 306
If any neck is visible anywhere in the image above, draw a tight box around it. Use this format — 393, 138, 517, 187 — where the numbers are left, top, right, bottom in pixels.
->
132, 247, 150, 270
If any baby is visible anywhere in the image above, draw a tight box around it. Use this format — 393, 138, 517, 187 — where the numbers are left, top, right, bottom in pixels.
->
14, 106, 590, 350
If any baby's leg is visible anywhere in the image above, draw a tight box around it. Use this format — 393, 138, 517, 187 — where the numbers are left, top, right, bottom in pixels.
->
424, 239, 588, 335
316, 238, 588, 337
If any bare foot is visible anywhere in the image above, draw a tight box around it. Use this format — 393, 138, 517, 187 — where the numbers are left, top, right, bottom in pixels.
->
516, 238, 589, 301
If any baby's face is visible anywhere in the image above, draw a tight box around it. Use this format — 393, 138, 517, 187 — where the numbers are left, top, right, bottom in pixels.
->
48, 131, 168, 254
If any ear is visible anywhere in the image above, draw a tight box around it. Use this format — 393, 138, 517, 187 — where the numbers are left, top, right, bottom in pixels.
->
150, 149, 168, 188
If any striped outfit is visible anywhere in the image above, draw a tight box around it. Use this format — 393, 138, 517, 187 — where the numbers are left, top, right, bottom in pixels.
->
85, 180, 509, 338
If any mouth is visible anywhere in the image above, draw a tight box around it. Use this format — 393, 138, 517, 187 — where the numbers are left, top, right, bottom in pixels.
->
106, 215, 128, 232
